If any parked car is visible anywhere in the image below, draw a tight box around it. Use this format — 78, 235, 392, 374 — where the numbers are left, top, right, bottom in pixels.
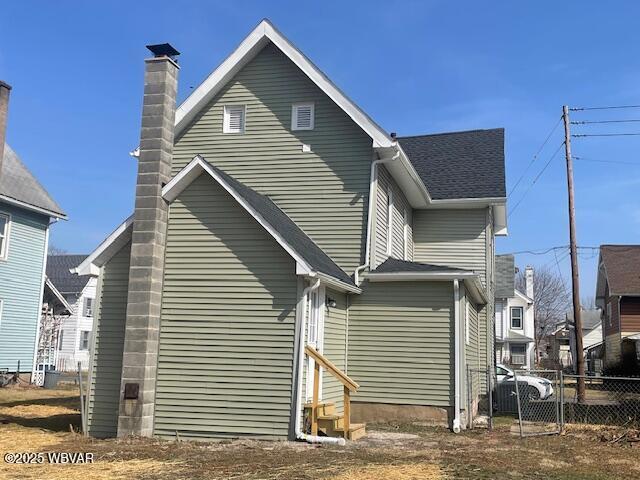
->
496, 364, 554, 400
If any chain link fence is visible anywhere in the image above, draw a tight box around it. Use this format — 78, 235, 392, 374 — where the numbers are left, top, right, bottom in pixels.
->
485, 369, 640, 437
562, 375, 640, 427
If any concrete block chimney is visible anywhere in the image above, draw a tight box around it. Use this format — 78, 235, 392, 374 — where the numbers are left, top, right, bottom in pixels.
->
0, 81, 11, 174
525, 266, 534, 300
118, 44, 179, 437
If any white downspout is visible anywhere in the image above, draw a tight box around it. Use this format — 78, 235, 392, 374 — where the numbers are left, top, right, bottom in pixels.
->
354, 148, 401, 285
453, 279, 462, 433
293, 277, 345, 445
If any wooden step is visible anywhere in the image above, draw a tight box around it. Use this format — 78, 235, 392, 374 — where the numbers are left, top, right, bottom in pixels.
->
318, 414, 343, 430
334, 423, 367, 441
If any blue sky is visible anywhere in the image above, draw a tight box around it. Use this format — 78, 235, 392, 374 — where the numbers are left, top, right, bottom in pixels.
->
2, 1, 639, 297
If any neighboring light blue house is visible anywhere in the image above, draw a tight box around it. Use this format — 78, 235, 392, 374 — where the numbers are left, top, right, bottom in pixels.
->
0, 81, 66, 380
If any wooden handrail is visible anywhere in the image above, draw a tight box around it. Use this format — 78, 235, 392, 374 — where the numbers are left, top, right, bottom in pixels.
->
305, 345, 359, 392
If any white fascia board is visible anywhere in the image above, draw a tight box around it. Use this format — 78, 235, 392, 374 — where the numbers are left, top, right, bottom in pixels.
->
316, 272, 361, 295
163, 155, 317, 277
71, 215, 134, 276
0, 194, 67, 220
174, 19, 393, 148
45, 277, 74, 313
514, 289, 533, 304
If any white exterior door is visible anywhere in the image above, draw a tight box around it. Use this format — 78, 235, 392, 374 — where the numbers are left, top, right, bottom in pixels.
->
305, 286, 325, 402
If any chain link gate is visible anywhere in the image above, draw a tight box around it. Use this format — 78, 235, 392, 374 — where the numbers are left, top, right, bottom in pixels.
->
513, 369, 561, 437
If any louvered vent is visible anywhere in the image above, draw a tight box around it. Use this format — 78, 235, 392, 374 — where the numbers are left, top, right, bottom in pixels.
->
292, 102, 314, 130
223, 105, 245, 133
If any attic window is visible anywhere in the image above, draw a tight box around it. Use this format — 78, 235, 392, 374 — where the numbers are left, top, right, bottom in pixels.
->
292, 103, 314, 131
223, 105, 245, 134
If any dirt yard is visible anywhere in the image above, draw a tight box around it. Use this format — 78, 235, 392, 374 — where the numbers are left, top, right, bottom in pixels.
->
1, 387, 639, 480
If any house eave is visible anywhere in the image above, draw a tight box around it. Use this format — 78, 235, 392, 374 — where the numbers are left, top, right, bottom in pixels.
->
0, 194, 67, 220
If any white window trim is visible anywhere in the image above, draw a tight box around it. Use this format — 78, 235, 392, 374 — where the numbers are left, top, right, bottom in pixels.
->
403, 209, 409, 260
223, 104, 246, 134
386, 187, 393, 257
0, 212, 11, 261
465, 300, 470, 345
83, 297, 94, 317
79, 330, 90, 351
291, 102, 315, 131
510, 306, 523, 330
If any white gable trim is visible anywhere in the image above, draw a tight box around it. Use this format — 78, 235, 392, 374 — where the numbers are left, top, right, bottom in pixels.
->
163, 155, 361, 294
71, 215, 134, 276
44, 276, 74, 313
514, 289, 533, 304
174, 19, 392, 148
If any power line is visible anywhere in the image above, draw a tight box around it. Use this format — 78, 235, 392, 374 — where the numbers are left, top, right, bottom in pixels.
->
571, 119, 640, 125
573, 156, 640, 166
508, 116, 563, 197
570, 104, 640, 111
573, 133, 640, 137
508, 141, 564, 218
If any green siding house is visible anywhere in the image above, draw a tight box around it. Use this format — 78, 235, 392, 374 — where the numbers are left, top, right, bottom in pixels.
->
0, 82, 67, 379
73, 20, 506, 441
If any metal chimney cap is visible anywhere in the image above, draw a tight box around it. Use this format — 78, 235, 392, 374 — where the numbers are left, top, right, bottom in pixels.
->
146, 43, 180, 59
0, 80, 12, 91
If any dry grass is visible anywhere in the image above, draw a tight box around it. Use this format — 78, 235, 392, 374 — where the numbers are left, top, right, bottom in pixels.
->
2, 387, 640, 479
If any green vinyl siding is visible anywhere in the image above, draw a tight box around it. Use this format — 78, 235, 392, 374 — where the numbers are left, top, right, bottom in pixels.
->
153, 173, 298, 440
87, 241, 131, 438
413, 209, 488, 285
348, 281, 453, 407
373, 165, 412, 266
322, 288, 348, 414
173, 42, 373, 273
0, 203, 48, 372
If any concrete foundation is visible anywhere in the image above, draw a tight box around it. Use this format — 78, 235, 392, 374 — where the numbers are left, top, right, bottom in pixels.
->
351, 401, 450, 425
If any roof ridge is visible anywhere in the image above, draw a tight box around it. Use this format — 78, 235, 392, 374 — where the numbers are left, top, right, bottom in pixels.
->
397, 127, 504, 139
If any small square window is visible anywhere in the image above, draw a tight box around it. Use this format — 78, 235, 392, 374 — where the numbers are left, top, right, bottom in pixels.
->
292, 103, 314, 130
510, 307, 523, 329
223, 105, 245, 134
0, 213, 10, 260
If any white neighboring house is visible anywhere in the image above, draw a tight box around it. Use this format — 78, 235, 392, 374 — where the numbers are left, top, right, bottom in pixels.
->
45, 255, 96, 371
494, 255, 536, 370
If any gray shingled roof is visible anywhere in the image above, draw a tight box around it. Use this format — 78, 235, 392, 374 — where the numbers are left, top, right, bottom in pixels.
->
371, 257, 470, 274
566, 309, 603, 331
398, 128, 506, 200
495, 254, 516, 299
206, 160, 356, 288
47, 254, 90, 295
1, 144, 66, 217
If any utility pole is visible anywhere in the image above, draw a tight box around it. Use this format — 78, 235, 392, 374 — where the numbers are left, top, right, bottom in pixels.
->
562, 105, 586, 401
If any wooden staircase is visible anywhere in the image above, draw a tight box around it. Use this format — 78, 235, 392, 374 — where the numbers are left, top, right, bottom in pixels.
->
304, 345, 366, 441
304, 401, 367, 440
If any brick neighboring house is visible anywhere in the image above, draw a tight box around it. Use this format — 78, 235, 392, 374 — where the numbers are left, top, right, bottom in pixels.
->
596, 245, 640, 374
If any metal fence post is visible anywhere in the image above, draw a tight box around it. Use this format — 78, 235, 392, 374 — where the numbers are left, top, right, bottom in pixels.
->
559, 370, 564, 432
513, 369, 524, 438
467, 365, 472, 429
487, 366, 493, 431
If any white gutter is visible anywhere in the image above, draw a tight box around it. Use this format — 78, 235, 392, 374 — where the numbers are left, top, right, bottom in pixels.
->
293, 278, 346, 446
354, 148, 401, 285
452, 279, 462, 433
